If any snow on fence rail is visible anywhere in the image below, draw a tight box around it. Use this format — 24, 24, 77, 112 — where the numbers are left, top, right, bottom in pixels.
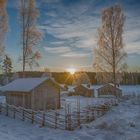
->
0, 99, 118, 130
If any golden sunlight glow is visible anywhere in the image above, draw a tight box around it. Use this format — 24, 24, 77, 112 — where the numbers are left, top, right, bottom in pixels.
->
67, 68, 76, 75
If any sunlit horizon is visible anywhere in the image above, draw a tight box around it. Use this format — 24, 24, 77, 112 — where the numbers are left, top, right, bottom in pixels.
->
66, 68, 76, 75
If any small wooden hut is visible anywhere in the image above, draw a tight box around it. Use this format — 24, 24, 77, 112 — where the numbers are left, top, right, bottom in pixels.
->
97, 83, 122, 97
74, 84, 94, 97
0, 77, 60, 110
60, 84, 68, 91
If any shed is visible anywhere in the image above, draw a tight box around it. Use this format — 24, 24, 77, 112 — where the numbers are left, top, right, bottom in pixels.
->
74, 84, 94, 97
0, 77, 60, 110
60, 84, 68, 91
97, 83, 122, 97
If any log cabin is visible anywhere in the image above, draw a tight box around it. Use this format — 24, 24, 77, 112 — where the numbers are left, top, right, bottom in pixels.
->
97, 83, 122, 97
74, 84, 94, 97
0, 77, 60, 110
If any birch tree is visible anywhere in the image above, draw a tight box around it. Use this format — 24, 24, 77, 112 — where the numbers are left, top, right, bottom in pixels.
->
0, 0, 8, 69
18, 0, 42, 75
72, 72, 91, 86
94, 5, 127, 86
42, 67, 52, 78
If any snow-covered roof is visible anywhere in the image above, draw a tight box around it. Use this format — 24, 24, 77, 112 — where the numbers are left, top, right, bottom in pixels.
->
108, 83, 122, 90
0, 77, 50, 92
73, 84, 93, 90
108, 83, 115, 87
97, 83, 122, 90
60, 84, 66, 88
81, 84, 94, 90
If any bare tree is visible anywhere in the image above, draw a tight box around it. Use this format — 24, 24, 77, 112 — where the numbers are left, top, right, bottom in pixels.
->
18, 0, 42, 75
42, 67, 52, 78
0, 0, 8, 69
94, 5, 127, 86
72, 72, 91, 86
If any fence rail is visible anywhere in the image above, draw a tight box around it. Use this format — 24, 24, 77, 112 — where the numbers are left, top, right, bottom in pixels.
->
0, 99, 118, 130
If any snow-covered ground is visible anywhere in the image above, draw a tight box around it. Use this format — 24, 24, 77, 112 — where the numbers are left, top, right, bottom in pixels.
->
120, 85, 140, 95
0, 95, 140, 140
0, 85, 140, 140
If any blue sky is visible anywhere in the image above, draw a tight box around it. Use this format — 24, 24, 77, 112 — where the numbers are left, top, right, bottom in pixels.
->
5, 0, 140, 72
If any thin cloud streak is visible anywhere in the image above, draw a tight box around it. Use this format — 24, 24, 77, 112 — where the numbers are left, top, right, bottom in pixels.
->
44, 46, 71, 53
61, 52, 91, 58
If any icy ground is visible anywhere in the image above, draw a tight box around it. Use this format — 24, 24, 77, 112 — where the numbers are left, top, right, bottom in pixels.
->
0, 96, 140, 140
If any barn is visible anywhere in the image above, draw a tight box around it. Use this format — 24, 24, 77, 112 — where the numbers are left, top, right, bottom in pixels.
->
97, 83, 122, 97
0, 77, 60, 110
74, 84, 94, 97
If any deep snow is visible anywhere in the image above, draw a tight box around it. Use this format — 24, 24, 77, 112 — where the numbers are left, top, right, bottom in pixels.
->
0, 94, 140, 140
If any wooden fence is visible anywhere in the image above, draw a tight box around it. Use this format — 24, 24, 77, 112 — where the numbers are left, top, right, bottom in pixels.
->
0, 99, 118, 130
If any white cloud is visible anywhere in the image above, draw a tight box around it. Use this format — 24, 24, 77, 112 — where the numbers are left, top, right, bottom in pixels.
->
61, 52, 91, 58
40, 0, 140, 57
44, 46, 71, 53
50, 41, 65, 45
124, 17, 140, 54
46, 12, 57, 17
40, 15, 99, 56
38, 0, 100, 56
125, 42, 140, 54
76, 37, 97, 50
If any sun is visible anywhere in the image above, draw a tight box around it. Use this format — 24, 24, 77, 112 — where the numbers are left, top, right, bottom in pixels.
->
67, 68, 76, 75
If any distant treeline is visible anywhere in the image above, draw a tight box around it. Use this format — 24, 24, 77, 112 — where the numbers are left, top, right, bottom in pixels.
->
0, 71, 140, 85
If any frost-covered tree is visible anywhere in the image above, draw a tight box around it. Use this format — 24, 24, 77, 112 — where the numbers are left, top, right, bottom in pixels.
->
94, 5, 127, 86
18, 0, 42, 75
2, 55, 13, 75
0, 0, 8, 69
72, 72, 91, 86
41, 67, 52, 78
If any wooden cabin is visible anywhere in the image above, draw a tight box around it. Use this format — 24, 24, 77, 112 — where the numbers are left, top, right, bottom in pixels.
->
60, 84, 68, 91
97, 83, 122, 97
74, 84, 94, 97
0, 77, 60, 110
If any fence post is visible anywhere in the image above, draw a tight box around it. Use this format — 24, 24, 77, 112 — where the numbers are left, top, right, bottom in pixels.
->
22, 108, 25, 121
67, 114, 72, 130
13, 107, 16, 119
32, 111, 34, 124
76, 96, 81, 127
65, 114, 68, 130
67, 104, 72, 130
91, 108, 95, 121
65, 103, 68, 130
42, 112, 45, 127
6, 104, 8, 116
55, 111, 58, 129
86, 106, 90, 122
77, 111, 80, 126
101, 106, 103, 116
97, 107, 100, 117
